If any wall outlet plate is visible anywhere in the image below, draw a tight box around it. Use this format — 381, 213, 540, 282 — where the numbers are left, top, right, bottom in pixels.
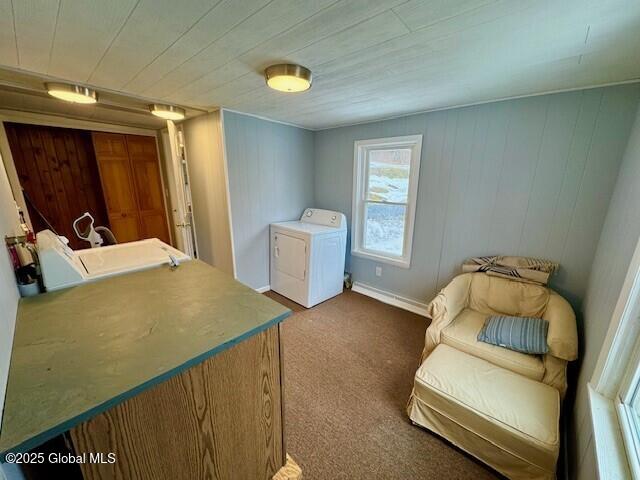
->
375, 266, 382, 277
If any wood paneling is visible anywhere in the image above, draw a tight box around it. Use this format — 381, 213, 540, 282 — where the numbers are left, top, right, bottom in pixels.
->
222, 111, 315, 290
10, 0, 59, 72
70, 326, 284, 480
183, 112, 234, 275
47, 0, 138, 81
0, 0, 18, 65
313, 84, 640, 307
170, 0, 409, 104
4, 0, 640, 129
5, 123, 109, 250
572, 106, 640, 478
92, 132, 170, 244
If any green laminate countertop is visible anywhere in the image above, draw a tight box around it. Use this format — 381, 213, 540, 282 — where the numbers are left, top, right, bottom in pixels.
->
0, 260, 290, 455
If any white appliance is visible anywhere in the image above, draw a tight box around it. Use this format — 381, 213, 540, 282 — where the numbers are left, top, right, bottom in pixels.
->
270, 208, 347, 308
36, 230, 190, 291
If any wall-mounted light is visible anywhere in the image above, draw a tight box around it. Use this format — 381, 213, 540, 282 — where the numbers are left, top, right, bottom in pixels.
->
149, 104, 186, 121
264, 64, 312, 93
45, 83, 98, 104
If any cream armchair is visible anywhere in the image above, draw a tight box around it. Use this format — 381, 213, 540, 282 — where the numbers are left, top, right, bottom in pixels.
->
421, 272, 578, 398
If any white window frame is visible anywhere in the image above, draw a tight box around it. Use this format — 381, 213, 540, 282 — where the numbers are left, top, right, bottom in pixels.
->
617, 338, 640, 479
590, 235, 640, 479
351, 135, 422, 268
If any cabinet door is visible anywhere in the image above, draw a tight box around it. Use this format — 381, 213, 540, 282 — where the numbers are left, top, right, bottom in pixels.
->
126, 135, 171, 244
92, 132, 141, 243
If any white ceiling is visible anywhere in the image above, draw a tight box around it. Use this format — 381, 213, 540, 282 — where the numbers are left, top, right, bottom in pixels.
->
0, 0, 639, 130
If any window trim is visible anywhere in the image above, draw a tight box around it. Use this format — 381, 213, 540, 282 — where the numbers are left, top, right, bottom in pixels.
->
616, 331, 640, 479
351, 135, 422, 268
590, 235, 640, 479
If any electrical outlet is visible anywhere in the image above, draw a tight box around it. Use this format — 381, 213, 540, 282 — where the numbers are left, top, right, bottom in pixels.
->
375, 266, 382, 277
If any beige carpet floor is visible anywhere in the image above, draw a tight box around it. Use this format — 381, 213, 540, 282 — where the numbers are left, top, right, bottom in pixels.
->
266, 290, 502, 480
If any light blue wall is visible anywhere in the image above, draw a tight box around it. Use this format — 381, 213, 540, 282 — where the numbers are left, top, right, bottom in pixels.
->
314, 84, 640, 308
571, 103, 640, 480
222, 110, 315, 289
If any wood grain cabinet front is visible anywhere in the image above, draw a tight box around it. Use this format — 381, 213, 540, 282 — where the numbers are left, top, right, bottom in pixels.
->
70, 325, 285, 480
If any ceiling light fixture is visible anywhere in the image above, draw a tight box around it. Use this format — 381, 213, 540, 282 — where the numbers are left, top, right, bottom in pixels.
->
265, 64, 312, 93
45, 82, 98, 104
149, 104, 186, 121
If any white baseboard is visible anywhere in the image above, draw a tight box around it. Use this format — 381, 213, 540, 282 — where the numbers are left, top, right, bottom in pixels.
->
351, 282, 429, 317
255, 285, 271, 293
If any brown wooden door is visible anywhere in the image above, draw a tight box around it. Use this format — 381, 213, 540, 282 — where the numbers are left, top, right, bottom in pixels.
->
5, 123, 109, 250
126, 135, 170, 244
92, 132, 141, 243
92, 132, 170, 244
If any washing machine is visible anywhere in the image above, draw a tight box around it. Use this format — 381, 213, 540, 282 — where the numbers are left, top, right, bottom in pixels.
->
270, 208, 347, 308
36, 229, 190, 291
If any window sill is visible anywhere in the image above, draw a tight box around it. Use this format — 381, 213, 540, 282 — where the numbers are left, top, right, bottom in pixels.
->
588, 383, 632, 479
351, 249, 410, 269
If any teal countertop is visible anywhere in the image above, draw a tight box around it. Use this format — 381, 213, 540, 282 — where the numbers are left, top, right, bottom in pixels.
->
0, 260, 290, 455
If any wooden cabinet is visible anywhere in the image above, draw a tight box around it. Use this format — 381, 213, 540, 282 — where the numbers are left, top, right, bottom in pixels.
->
69, 326, 285, 480
92, 133, 170, 244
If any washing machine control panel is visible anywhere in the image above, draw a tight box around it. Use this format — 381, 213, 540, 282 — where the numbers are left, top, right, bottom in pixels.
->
300, 208, 346, 228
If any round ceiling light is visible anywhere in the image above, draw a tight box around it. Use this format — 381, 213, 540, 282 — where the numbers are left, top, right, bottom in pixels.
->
265, 64, 312, 93
149, 104, 186, 121
46, 83, 98, 104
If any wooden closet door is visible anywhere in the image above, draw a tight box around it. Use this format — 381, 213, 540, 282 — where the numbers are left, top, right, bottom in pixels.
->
92, 132, 141, 243
126, 135, 171, 244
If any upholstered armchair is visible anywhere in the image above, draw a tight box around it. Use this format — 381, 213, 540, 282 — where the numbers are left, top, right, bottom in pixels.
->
421, 272, 578, 398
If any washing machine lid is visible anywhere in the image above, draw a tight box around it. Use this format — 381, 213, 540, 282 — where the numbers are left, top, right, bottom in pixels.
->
76, 239, 189, 277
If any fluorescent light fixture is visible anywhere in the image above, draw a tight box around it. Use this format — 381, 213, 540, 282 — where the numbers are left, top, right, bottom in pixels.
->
265, 64, 312, 93
46, 83, 98, 104
149, 104, 186, 121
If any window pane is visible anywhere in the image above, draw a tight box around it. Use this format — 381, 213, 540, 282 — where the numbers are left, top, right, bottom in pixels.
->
366, 149, 411, 203
363, 203, 406, 256
631, 381, 640, 427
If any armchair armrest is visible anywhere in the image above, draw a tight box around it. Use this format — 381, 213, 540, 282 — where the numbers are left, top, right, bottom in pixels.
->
422, 273, 472, 360
543, 292, 578, 361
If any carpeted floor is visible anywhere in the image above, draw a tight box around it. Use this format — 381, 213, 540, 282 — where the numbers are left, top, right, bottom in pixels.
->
266, 290, 502, 480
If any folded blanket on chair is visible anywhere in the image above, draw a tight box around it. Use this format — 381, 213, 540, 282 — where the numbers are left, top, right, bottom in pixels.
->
462, 255, 559, 285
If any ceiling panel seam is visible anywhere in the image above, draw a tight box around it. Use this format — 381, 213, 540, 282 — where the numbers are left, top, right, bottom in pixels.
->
85, 0, 141, 83
121, 0, 225, 89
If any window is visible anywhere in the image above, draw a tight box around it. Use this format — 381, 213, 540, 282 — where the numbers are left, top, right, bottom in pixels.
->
351, 135, 422, 268
619, 353, 640, 479
616, 292, 640, 479
589, 236, 640, 478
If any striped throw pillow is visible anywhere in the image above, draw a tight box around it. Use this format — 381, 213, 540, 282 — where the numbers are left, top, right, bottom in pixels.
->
477, 315, 549, 354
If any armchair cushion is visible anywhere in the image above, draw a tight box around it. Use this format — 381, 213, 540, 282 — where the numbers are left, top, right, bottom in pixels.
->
442, 309, 545, 381
468, 273, 549, 317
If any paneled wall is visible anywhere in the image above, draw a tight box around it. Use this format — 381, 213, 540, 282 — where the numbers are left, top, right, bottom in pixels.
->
314, 84, 640, 308
0, 151, 21, 431
5, 123, 109, 250
222, 110, 314, 290
183, 111, 235, 275
571, 104, 640, 479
